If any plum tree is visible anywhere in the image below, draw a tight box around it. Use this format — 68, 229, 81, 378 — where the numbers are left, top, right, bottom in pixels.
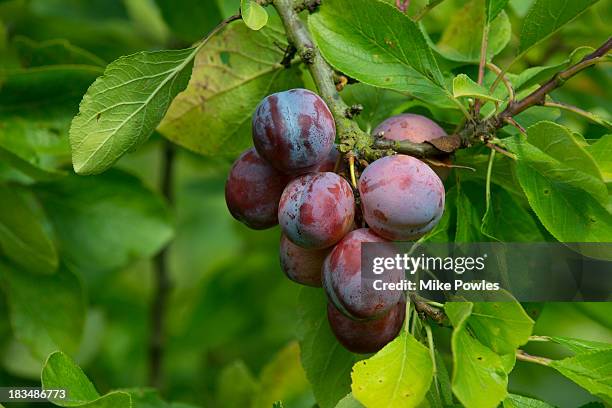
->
279, 172, 355, 249
252, 88, 336, 175
279, 234, 329, 287
322, 228, 404, 319
373, 113, 451, 179
359, 155, 445, 241
225, 148, 289, 230
327, 300, 406, 354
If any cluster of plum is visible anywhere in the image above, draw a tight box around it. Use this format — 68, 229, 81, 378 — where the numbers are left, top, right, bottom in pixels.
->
225, 88, 446, 353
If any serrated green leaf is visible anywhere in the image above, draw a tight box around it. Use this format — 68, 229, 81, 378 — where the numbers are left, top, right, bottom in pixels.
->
70, 47, 197, 174
351, 330, 433, 408
335, 393, 364, 408
309, 0, 456, 109
0, 185, 58, 274
505, 123, 612, 242
241, 0, 269, 30
549, 336, 612, 354
445, 302, 508, 408
297, 288, 357, 408
42, 351, 131, 407
340, 83, 408, 133
587, 135, 612, 183
35, 169, 173, 278
550, 349, 612, 404
0, 264, 84, 359
482, 184, 546, 242
453, 74, 502, 102
436, 0, 511, 63
519, 0, 600, 54
158, 15, 303, 156
503, 394, 555, 408
486, 0, 509, 22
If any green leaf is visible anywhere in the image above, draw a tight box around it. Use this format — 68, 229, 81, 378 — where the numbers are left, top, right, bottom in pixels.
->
519, 0, 600, 54
505, 123, 612, 242
42, 351, 131, 407
297, 288, 357, 408
158, 15, 303, 157
241, 0, 269, 31
549, 336, 612, 354
445, 302, 508, 408
126, 388, 200, 408
0, 185, 58, 274
550, 349, 612, 404
468, 298, 534, 355
436, 0, 511, 63
486, 0, 509, 22
351, 330, 433, 408
503, 394, 555, 408
154, 0, 223, 42
482, 184, 546, 242
587, 135, 612, 184
309, 0, 456, 109
35, 170, 173, 278
252, 342, 312, 408
13, 37, 105, 67
216, 361, 259, 408
335, 394, 364, 408
0, 264, 84, 359
69, 47, 197, 174
453, 74, 501, 102
455, 182, 486, 243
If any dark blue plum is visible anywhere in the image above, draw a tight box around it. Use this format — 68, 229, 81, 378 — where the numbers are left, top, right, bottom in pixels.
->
252, 89, 336, 175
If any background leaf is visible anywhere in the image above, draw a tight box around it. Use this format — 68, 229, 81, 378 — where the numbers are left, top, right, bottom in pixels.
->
550, 349, 612, 404
154, 0, 223, 43
0, 185, 58, 274
453, 74, 501, 102
158, 14, 302, 156
503, 393, 555, 407
70, 47, 197, 174
241, 0, 268, 31
519, 0, 600, 54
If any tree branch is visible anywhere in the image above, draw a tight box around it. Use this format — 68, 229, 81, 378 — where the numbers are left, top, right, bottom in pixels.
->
149, 142, 175, 389
495, 37, 611, 125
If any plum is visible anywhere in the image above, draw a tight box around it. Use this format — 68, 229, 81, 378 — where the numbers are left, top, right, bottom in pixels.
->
252, 89, 336, 175
359, 155, 444, 241
322, 228, 403, 319
373, 113, 451, 179
225, 148, 288, 229
327, 300, 406, 354
279, 172, 354, 249
279, 234, 329, 287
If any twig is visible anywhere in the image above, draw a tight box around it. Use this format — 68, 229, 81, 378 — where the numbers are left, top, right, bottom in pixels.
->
486, 62, 514, 102
413, 0, 445, 21
504, 117, 527, 135
396, 0, 410, 13
409, 293, 446, 324
516, 350, 552, 366
495, 37, 612, 125
149, 142, 175, 388
486, 142, 516, 160
474, 23, 490, 116
544, 100, 612, 129
348, 153, 357, 188
485, 148, 495, 209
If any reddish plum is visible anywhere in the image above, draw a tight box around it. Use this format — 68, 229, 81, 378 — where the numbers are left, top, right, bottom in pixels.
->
279, 234, 329, 287
327, 301, 406, 354
279, 172, 354, 249
359, 155, 444, 241
225, 148, 288, 230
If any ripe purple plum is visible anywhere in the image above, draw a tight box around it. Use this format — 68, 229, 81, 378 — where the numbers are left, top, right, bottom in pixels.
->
373, 113, 451, 179
359, 155, 444, 241
308, 144, 340, 173
252, 89, 336, 175
327, 301, 406, 354
322, 228, 403, 319
225, 148, 289, 230
279, 172, 354, 249
279, 234, 329, 287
